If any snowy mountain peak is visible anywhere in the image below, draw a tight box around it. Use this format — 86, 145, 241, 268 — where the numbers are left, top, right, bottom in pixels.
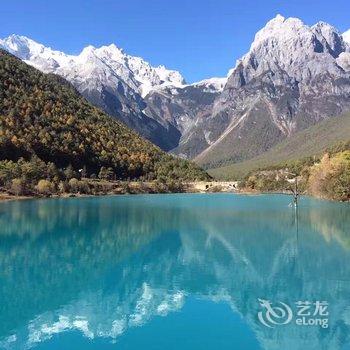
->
312, 21, 341, 38
80, 45, 96, 54
261, 13, 309, 30
270, 14, 285, 23
77, 45, 98, 63
0, 35, 185, 96
250, 15, 347, 58
228, 15, 349, 89
106, 43, 124, 52
251, 15, 306, 50
0, 35, 77, 73
0, 34, 43, 60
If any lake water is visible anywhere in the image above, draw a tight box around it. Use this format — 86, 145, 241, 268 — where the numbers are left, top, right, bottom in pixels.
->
0, 194, 350, 350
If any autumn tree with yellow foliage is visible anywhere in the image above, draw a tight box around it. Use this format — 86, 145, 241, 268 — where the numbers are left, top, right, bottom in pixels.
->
308, 151, 350, 201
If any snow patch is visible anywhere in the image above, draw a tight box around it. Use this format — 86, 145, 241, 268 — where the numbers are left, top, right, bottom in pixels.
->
191, 77, 227, 92
343, 29, 350, 45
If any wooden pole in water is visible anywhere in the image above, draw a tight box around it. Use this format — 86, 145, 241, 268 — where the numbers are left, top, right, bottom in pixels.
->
294, 176, 298, 207
286, 171, 298, 207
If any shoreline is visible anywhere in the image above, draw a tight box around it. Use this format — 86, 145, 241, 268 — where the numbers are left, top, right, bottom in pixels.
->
0, 182, 342, 203
0, 189, 303, 203
0, 191, 268, 202
0, 181, 240, 202
0, 191, 343, 204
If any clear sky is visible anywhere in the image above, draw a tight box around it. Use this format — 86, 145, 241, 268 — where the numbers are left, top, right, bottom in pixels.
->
1, 0, 349, 82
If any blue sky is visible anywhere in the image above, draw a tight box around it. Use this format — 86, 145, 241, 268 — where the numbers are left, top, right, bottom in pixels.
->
1, 0, 349, 82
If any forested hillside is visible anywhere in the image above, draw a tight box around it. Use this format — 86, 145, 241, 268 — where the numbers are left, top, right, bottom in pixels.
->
0, 50, 208, 195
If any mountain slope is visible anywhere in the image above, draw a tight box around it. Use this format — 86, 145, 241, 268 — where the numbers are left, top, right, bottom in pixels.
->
143, 78, 226, 159
0, 49, 208, 181
208, 111, 350, 179
0, 35, 186, 150
195, 15, 350, 168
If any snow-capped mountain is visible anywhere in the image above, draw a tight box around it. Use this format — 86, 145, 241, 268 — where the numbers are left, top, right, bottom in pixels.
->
230, 15, 348, 85
0, 35, 185, 97
0, 35, 187, 150
194, 15, 350, 167
1, 16, 350, 164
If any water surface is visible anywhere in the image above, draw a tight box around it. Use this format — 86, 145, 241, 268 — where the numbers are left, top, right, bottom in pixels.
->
1, 194, 350, 350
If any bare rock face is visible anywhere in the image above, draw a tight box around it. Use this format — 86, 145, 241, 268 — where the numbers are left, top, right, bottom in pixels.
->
195, 15, 350, 168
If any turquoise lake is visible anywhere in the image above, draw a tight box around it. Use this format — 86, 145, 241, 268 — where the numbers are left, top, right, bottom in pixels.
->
1, 193, 350, 350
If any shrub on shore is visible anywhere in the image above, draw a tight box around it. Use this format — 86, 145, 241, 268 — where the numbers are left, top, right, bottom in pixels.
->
36, 179, 55, 195
10, 178, 25, 196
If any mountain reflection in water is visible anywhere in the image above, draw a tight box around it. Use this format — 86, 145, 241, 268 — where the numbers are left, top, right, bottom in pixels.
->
0, 194, 350, 350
